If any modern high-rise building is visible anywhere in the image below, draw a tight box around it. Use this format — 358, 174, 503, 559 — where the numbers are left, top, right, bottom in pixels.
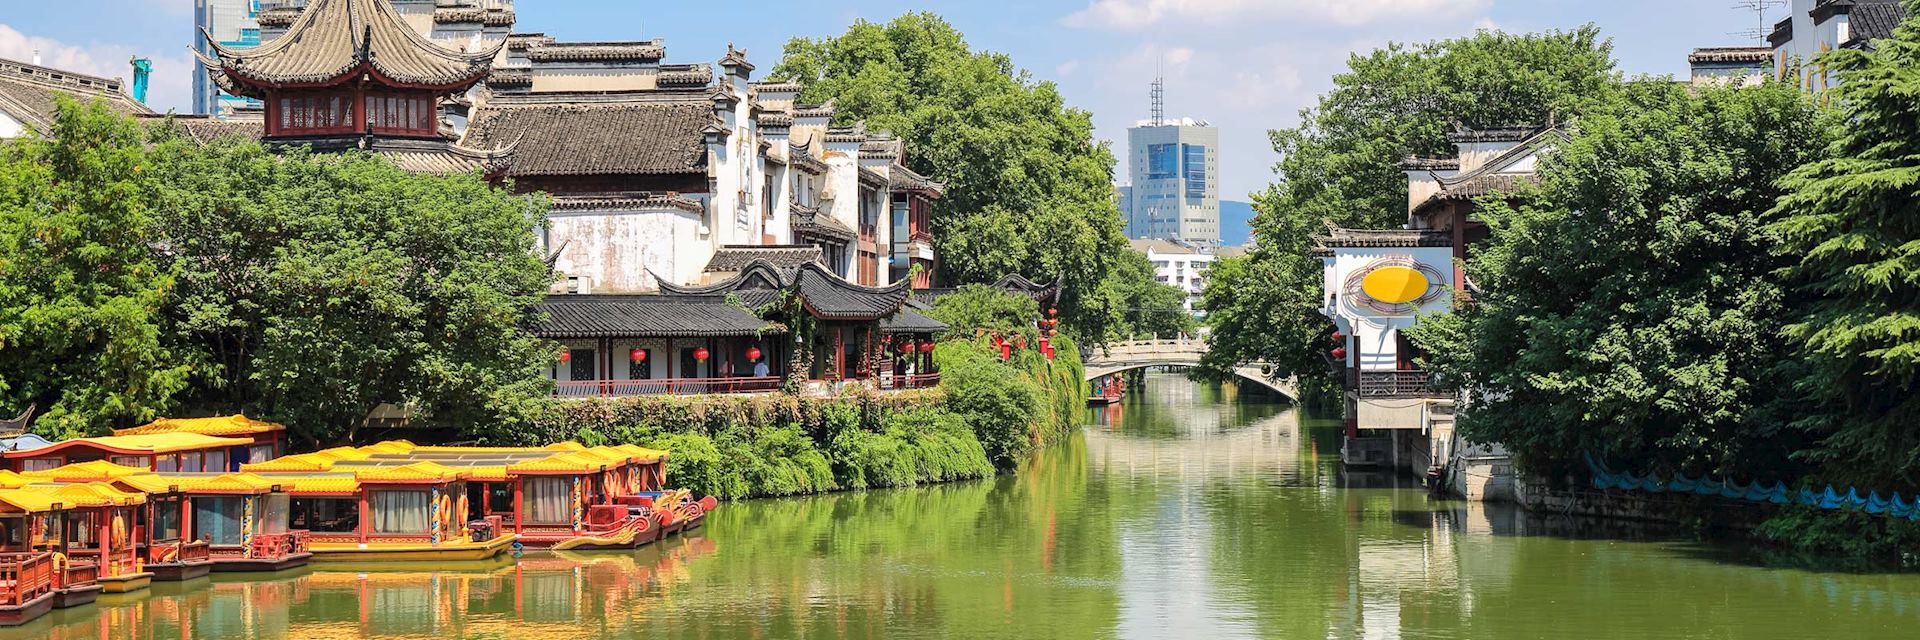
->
1123, 115, 1219, 246
192, 0, 263, 115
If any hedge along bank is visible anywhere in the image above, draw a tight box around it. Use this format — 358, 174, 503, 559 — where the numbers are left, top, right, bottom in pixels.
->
513, 333, 1087, 501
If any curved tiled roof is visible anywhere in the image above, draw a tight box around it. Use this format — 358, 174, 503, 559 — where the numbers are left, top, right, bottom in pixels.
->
889, 165, 945, 196
792, 204, 856, 242
22, 460, 149, 482
3, 433, 252, 458
880, 307, 949, 333
0, 57, 151, 132
38, 481, 145, 507
464, 94, 716, 177
198, 0, 501, 96
1310, 227, 1453, 256
115, 414, 285, 437
549, 193, 705, 214
657, 64, 714, 88
705, 245, 823, 273
0, 489, 62, 513
534, 294, 778, 339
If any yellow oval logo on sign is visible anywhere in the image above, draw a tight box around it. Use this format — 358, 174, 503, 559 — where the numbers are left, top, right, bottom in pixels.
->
1361, 266, 1430, 304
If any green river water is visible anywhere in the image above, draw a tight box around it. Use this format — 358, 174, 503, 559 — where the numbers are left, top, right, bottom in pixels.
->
5, 373, 1916, 639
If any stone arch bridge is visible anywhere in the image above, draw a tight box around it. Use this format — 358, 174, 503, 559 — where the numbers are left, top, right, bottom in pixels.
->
1082, 339, 1296, 400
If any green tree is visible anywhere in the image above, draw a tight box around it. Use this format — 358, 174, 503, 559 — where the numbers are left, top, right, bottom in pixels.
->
143, 132, 556, 447
1108, 250, 1197, 340
0, 99, 188, 439
925, 284, 1041, 335
771, 13, 1134, 343
1209, 28, 1618, 379
1767, 2, 1920, 488
1408, 81, 1829, 478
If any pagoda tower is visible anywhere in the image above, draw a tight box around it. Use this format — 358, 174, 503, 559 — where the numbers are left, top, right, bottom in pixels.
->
194, 0, 513, 175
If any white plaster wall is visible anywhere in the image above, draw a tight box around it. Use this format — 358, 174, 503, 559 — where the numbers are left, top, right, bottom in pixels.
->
0, 111, 23, 139
548, 208, 702, 293
1455, 141, 1525, 173
529, 66, 659, 93
1403, 169, 1457, 219
1322, 246, 1455, 371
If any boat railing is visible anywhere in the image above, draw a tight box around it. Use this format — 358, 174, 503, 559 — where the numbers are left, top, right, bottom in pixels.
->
62, 561, 98, 588
248, 532, 307, 559
0, 552, 55, 605
149, 540, 211, 564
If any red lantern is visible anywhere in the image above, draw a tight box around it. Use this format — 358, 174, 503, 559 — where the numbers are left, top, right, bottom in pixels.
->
693, 347, 710, 362
629, 349, 647, 363
1048, 307, 1059, 317
919, 341, 935, 354
1000, 343, 1012, 360
1331, 347, 1347, 360
899, 340, 916, 354
1014, 335, 1028, 349
1048, 328, 1058, 337
1331, 330, 1345, 342
558, 351, 572, 363
746, 347, 762, 362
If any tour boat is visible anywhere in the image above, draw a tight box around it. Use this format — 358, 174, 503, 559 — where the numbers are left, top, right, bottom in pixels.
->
0, 489, 61, 625
22, 461, 314, 577
1087, 375, 1125, 406
245, 441, 704, 551
235, 460, 519, 562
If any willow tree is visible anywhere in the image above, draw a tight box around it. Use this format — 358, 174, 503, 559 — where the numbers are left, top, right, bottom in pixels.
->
1768, 2, 1920, 489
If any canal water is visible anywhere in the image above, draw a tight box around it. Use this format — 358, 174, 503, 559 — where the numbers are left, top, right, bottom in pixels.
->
7, 372, 1917, 639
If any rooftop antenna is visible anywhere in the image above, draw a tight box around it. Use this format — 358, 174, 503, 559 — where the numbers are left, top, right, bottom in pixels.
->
1149, 70, 1165, 127
1729, 0, 1786, 44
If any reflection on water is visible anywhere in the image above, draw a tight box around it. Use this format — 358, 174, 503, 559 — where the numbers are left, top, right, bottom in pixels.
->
7, 372, 1918, 639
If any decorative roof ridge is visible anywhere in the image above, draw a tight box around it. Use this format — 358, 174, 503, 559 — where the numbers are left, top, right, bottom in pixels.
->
527, 40, 666, 63
718, 43, 755, 72
657, 259, 797, 295
793, 98, 835, 118
752, 81, 803, 93
550, 192, 704, 213
1400, 155, 1460, 171
481, 88, 715, 106
1445, 125, 1550, 143
1687, 47, 1773, 64
1439, 126, 1566, 184
890, 164, 945, 196
0, 56, 128, 94
1312, 224, 1453, 251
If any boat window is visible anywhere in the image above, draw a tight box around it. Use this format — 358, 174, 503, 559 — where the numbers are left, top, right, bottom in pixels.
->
248, 443, 277, 463
179, 453, 203, 473
371, 490, 431, 534
0, 516, 23, 549
20, 458, 60, 472
255, 494, 289, 534
291, 498, 358, 534
68, 511, 97, 547
194, 497, 245, 545
155, 454, 178, 472
524, 477, 573, 525
205, 449, 229, 473
487, 483, 513, 516
153, 497, 182, 542
111, 455, 148, 468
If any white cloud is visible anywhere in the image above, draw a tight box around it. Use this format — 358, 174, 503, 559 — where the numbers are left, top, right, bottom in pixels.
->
0, 23, 195, 113
1056, 60, 1082, 77
1063, 0, 1493, 30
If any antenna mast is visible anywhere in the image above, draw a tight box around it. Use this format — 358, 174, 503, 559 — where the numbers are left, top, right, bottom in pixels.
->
1729, 0, 1786, 43
1150, 75, 1165, 126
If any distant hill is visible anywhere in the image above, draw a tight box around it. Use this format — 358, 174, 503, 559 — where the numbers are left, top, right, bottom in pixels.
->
1220, 200, 1256, 246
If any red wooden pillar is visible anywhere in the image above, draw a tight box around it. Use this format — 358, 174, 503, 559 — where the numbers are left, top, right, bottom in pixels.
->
835, 326, 845, 380
182, 496, 192, 542
357, 491, 370, 544
99, 511, 111, 575
512, 479, 524, 535
666, 338, 675, 381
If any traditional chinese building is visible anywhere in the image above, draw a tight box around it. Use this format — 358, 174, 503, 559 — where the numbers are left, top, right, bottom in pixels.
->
1315, 125, 1559, 494
193, 0, 516, 176
0, 56, 150, 139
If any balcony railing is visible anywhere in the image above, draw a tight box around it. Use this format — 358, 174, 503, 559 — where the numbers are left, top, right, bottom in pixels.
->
1356, 370, 1450, 398
554, 376, 783, 398
248, 531, 309, 559
878, 373, 941, 390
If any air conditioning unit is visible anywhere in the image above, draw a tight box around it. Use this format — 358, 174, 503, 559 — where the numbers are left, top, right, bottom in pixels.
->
567, 275, 593, 294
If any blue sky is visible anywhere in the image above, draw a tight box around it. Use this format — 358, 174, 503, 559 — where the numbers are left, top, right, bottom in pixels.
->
5, 1, 1775, 200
